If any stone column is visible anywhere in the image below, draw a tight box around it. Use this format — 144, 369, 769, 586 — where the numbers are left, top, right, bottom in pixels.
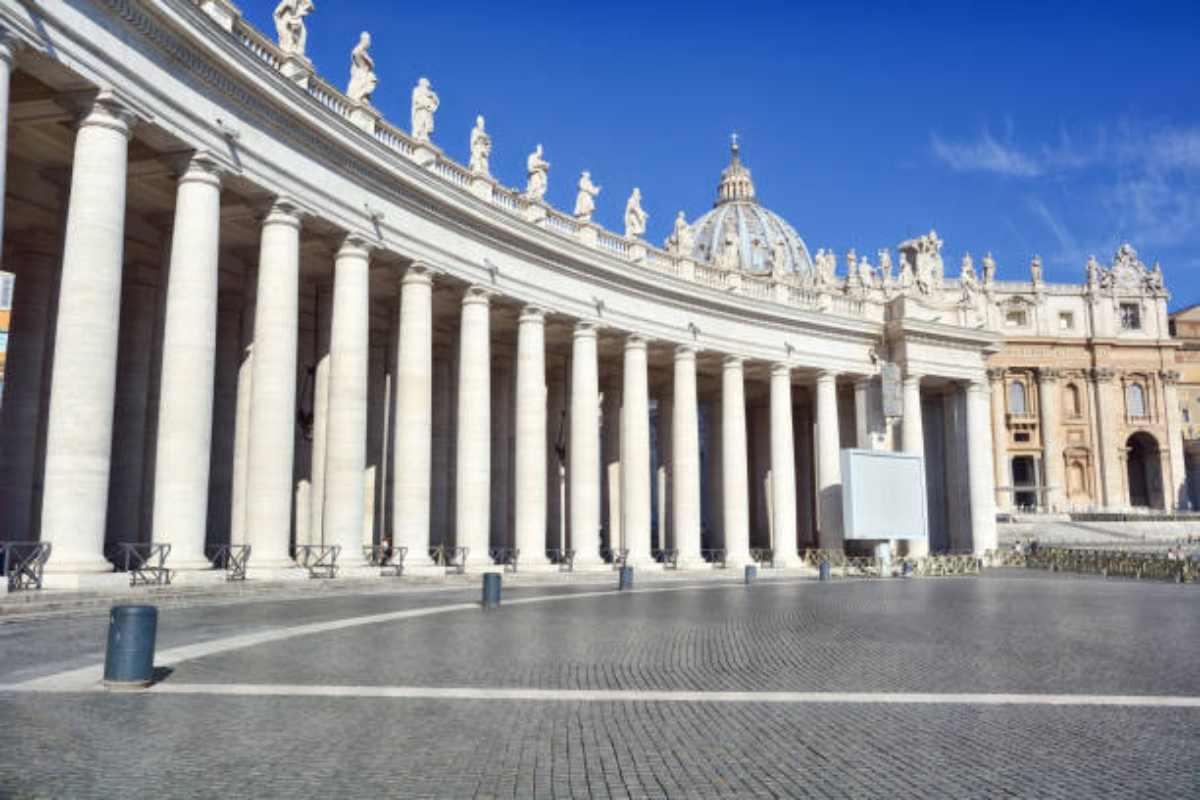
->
656, 392, 673, 552
965, 379, 998, 554
770, 364, 799, 567
309, 283, 332, 544
322, 236, 371, 567
1037, 368, 1063, 511
0, 34, 15, 247
244, 199, 303, 571
987, 368, 1009, 511
41, 93, 136, 577
1162, 372, 1188, 510
514, 306, 550, 567
229, 263, 256, 546
854, 377, 870, 449
1092, 368, 1122, 507
601, 379, 622, 556
392, 265, 435, 566
455, 287, 491, 568
569, 322, 603, 568
900, 370, 927, 557
721, 356, 751, 567
621, 335, 653, 566
671, 347, 703, 568
151, 153, 223, 569
0, 232, 59, 543
815, 370, 844, 550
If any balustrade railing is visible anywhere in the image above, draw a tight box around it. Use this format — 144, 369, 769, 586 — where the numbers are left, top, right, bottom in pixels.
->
221, 9, 871, 321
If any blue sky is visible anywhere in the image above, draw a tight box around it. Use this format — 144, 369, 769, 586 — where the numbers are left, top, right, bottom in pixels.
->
244, 0, 1200, 309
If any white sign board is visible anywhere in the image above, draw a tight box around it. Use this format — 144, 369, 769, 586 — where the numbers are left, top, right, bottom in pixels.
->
841, 448, 927, 540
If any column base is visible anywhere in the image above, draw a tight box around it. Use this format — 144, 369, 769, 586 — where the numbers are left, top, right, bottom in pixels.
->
624, 558, 663, 572
571, 558, 610, 572
42, 571, 130, 591
514, 560, 562, 574
45, 553, 115, 576
170, 554, 218, 572
401, 560, 451, 577
245, 564, 308, 581
170, 569, 230, 586
674, 557, 714, 571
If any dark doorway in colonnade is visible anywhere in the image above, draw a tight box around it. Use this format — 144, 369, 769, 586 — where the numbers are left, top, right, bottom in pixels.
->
1125, 432, 1163, 509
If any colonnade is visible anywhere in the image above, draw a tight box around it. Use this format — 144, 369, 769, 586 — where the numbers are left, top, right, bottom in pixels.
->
0, 87, 998, 583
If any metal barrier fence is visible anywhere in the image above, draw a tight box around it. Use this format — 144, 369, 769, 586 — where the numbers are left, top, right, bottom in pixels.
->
801, 549, 982, 578
989, 547, 1197, 583
106, 542, 172, 586
207, 544, 251, 581
1, 541, 52, 591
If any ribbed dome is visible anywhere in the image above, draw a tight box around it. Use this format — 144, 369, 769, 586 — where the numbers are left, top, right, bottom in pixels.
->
688, 138, 815, 276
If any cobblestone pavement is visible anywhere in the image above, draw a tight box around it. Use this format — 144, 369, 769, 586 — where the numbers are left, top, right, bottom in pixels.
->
0, 572, 1197, 798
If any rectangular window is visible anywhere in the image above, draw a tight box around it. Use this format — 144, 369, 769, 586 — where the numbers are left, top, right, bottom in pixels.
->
1058, 312, 1075, 331
1120, 303, 1142, 330
1005, 309, 1027, 328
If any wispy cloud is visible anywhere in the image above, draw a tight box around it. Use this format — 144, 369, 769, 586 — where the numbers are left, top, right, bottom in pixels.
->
1027, 197, 1080, 262
930, 131, 1043, 177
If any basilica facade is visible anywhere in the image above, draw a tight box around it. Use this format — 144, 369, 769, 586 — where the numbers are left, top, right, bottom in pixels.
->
0, 0, 1185, 587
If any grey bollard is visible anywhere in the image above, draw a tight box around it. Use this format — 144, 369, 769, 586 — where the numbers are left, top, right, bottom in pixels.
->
818, 560, 831, 581
744, 564, 757, 585
618, 565, 634, 590
481, 572, 502, 608
104, 605, 158, 688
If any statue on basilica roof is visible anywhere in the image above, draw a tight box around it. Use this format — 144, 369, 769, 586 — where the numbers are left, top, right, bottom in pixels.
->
345, 32, 377, 105
574, 171, 601, 221
273, 0, 314, 58
1030, 254, 1044, 285
524, 144, 550, 201
411, 77, 439, 142
624, 188, 648, 239
668, 211, 694, 256
469, 116, 491, 176
982, 252, 996, 288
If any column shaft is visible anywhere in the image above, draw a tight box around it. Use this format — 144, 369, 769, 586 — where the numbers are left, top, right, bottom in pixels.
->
621, 336, 652, 566
569, 323, 603, 567
514, 307, 549, 566
988, 370, 1009, 511
815, 370, 844, 550
41, 94, 134, 575
323, 237, 371, 565
455, 288, 491, 567
244, 200, 302, 570
1037, 370, 1063, 511
770, 365, 798, 566
151, 154, 223, 569
965, 380, 998, 553
900, 371, 927, 557
309, 284, 332, 544
393, 267, 435, 564
721, 357, 751, 566
229, 264, 256, 545
671, 348, 702, 567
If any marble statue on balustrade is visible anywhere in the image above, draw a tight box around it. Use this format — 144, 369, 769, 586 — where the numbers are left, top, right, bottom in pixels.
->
770, 237, 788, 279
345, 32, 377, 104
858, 254, 874, 287
844, 249, 861, 290
667, 211, 694, 257
982, 252, 997, 289
574, 171, 601, 221
411, 78, 439, 142
813, 248, 837, 288
1030, 254, 1043, 285
274, 0, 314, 58
469, 115, 491, 176
896, 252, 915, 291
1086, 255, 1100, 292
525, 144, 549, 201
960, 252, 979, 298
624, 188, 648, 239
878, 248, 894, 288
901, 229, 944, 295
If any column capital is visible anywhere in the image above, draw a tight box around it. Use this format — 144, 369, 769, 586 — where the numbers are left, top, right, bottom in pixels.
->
260, 196, 304, 228
573, 320, 599, 338
815, 368, 839, 383
68, 89, 139, 139
674, 344, 697, 361
519, 305, 547, 324
401, 261, 436, 286
986, 366, 1007, 383
963, 377, 988, 393
772, 363, 793, 379
336, 233, 373, 260
1091, 366, 1117, 383
723, 354, 745, 370
1038, 367, 1062, 384
461, 284, 493, 305
1160, 369, 1181, 386
624, 333, 648, 351
170, 149, 224, 188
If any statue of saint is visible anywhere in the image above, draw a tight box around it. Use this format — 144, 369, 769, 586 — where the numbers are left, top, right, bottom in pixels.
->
1030, 255, 1043, 284
1086, 255, 1100, 290
897, 252, 915, 290
624, 188, 648, 239
771, 238, 789, 276
858, 255, 873, 286
982, 252, 996, 287
668, 211, 694, 256
345, 32, 377, 104
878, 249, 893, 285
273, 0, 314, 57
468, 115, 491, 176
573, 171, 601, 220
524, 144, 550, 201
410, 77, 439, 142
960, 253, 979, 299
1150, 261, 1164, 290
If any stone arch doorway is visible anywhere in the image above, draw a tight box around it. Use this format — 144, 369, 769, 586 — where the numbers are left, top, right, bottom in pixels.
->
1125, 432, 1163, 509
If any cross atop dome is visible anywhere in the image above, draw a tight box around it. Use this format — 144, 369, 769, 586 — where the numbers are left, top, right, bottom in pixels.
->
716, 133, 757, 205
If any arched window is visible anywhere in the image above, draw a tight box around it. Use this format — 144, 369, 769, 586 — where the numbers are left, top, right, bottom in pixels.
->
1126, 383, 1147, 419
1008, 381, 1028, 415
1064, 384, 1082, 417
